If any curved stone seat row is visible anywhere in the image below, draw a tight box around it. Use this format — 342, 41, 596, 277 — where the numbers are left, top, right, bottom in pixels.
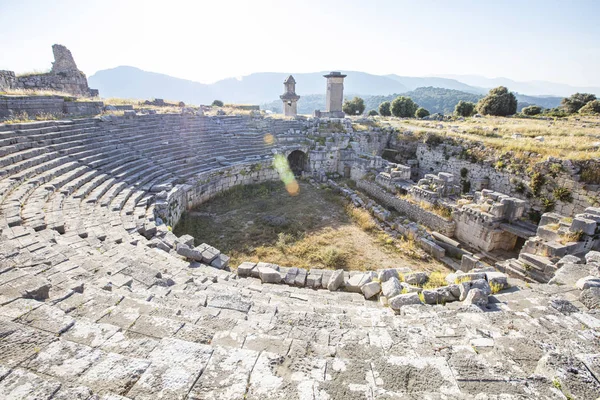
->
0, 115, 599, 399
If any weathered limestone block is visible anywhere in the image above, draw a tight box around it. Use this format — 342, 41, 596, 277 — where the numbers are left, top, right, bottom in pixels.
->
580, 287, 600, 309
377, 268, 399, 282
258, 266, 281, 284
576, 276, 600, 290
176, 245, 203, 261
557, 254, 582, 267
327, 269, 345, 291
210, 254, 230, 269
200, 244, 220, 264
458, 281, 470, 301
422, 290, 439, 305
549, 262, 590, 286
570, 217, 596, 235
361, 281, 381, 299
470, 279, 492, 296
346, 271, 376, 293
284, 267, 298, 285
586, 251, 600, 264
435, 286, 458, 303
404, 272, 428, 286
237, 262, 256, 277
485, 271, 509, 291
381, 277, 402, 298
463, 288, 488, 306
294, 268, 307, 287
175, 234, 195, 249
306, 269, 323, 289
389, 293, 422, 311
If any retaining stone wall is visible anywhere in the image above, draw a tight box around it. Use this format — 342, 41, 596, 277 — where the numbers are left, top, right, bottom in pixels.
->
12, 71, 92, 97
156, 161, 279, 227
0, 71, 16, 90
0, 95, 103, 118
357, 180, 456, 236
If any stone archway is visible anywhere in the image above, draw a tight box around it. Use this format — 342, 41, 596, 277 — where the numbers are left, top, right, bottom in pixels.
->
287, 150, 307, 176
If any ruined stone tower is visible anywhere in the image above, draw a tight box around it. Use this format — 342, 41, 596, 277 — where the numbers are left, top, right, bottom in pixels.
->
280, 75, 300, 117
324, 71, 346, 117
51, 44, 79, 73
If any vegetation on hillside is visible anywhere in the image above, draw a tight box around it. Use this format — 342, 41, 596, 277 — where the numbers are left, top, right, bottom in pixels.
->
476, 86, 518, 116
342, 97, 365, 116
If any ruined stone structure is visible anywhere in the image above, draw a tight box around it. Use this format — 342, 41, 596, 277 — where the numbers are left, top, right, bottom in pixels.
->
0, 44, 97, 97
279, 75, 300, 117
1, 111, 599, 399
314, 71, 346, 118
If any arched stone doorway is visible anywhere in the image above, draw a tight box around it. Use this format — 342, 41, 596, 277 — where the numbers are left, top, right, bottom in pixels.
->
287, 150, 307, 176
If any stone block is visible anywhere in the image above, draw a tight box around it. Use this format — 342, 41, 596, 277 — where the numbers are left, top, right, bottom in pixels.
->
377, 268, 398, 282
176, 234, 195, 249
381, 277, 402, 298
421, 290, 439, 305
435, 286, 458, 303
258, 266, 281, 284
361, 281, 381, 299
284, 267, 298, 285
586, 251, 600, 264
294, 268, 307, 287
570, 217, 596, 236
327, 269, 345, 291
176, 245, 203, 261
580, 287, 600, 309
404, 272, 428, 286
485, 271, 508, 291
210, 254, 230, 270
463, 288, 488, 306
576, 276, 600, 290
345, 272, 374, 293
460, 255, 479, 272
388, 293, 422, 311
470, 279, 492, 296
237, 262, 256, 277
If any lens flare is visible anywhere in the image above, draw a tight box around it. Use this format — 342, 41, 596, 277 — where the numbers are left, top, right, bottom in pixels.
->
273, 154, 300, 196
263, 133, 274, 145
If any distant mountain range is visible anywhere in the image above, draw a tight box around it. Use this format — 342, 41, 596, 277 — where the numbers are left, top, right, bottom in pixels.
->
88, 66, 597, 112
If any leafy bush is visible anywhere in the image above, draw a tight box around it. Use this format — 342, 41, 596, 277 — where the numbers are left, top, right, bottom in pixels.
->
454, 100, 476, 117
378, 101, 391, 116
561, 93, 596, 114
476, 86, 517, 116
367, 109, 378, 116
522, 105, 542, 116
415, 107, 430, 119
319, 247, 348, 268
391, 96, 419, 118
342, 96, 366, 116
553, 187, 572, 203
212, 100, 224, 107
579, 99, 600, 115
460, 167, 468, 178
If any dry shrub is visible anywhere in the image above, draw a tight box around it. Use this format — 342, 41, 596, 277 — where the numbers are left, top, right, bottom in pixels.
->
345, 205, 376, 232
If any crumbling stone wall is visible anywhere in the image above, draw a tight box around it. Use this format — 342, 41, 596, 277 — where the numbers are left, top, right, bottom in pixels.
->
3, 44, 96, 97
415, 142, 599, 216
0, 71, 16, 91
357, 180, 456, 236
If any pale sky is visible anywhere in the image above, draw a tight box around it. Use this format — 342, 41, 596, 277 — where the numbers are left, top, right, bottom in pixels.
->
1, 0, 599, 86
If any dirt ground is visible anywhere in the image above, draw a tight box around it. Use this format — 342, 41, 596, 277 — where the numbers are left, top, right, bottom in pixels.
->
174, 181, 448, 272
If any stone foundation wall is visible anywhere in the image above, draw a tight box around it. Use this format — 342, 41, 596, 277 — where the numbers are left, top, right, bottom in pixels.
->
12, 71, 93, 97
415, 143, 599, 216
357, 180, 456, 236
0, 95, 103, 118
156, 161, 279, 227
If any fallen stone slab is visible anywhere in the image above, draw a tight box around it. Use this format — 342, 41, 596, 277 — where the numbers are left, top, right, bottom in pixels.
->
327, 269, 345, 291
361, 281, 381, 299
377, 268, 398, 282
485, 271, 509, 291
421, 290, 439, 305
470, 279, 492, 296
549, 262, 592, 286
463, 288, 488, 306
404, 272, 428, 285
345, 272, 375, 293
389, 293, 422, 311
381, 277, 402, 298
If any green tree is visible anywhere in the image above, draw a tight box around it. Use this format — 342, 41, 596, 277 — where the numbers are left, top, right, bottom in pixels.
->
368, 110, 378, 116
579, 99, 600, 115
391, 96, 418, 117
561, 93, 597, 114
454, 100, 476, 117
415, 107, 430, 118
476, 86, 517, 116
522, 105, 542, 116
342, 97, 366, 115
212, 100, 224, 107
378, 101, 391, 116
